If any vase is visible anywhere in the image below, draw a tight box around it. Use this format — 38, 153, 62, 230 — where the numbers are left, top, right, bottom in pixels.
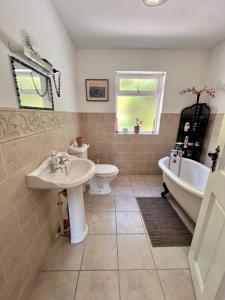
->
134, 125, 140, 134
196, 93, 201, 104
76, 136, 84, 147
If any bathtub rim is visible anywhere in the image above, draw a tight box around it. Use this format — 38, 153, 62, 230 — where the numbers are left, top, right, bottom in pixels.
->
158, 156, 209, 198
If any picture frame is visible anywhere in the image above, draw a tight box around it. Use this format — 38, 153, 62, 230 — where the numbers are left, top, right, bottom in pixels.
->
85, 79, 109, 101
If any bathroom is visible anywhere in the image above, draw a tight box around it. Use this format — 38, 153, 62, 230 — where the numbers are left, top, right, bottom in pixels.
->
0, 0, 225, 299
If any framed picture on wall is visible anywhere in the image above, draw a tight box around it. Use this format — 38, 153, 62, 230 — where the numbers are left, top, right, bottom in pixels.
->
85, 79, 109, 101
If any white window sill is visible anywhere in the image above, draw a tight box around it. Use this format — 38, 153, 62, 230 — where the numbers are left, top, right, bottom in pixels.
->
115, 131, 159, 135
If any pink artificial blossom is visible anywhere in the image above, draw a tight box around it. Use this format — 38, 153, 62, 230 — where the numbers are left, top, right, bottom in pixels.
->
180, 86, 216, 98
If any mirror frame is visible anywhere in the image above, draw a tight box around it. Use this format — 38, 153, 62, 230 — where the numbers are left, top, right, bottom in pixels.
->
10, 56, 54, 110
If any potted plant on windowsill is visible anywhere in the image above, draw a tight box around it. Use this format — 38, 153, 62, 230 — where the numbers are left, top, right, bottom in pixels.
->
134, 118, 143, 134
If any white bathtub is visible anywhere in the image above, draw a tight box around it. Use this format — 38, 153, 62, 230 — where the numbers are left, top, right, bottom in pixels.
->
158, 156, 210, 223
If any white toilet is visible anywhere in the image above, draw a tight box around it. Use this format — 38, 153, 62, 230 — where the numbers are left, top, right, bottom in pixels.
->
69, 144, 119, 195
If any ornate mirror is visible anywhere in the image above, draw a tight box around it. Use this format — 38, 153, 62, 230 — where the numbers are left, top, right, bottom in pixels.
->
10, 56, 54, 110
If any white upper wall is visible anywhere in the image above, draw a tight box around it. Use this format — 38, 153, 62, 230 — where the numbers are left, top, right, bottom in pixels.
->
208, 41, 225, 113
76, 48, 209, 113
0, 0, 78, 112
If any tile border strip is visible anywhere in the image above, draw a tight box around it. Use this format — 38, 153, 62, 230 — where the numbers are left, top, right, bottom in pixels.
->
0, 108, 78, 144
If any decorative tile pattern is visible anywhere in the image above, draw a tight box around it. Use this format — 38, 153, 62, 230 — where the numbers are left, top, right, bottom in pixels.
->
0, 108, 79, 143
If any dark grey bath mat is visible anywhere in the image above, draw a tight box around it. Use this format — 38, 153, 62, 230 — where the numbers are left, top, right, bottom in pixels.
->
137, 197, 193, 247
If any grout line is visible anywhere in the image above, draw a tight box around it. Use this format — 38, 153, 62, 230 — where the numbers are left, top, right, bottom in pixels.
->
73, 217, 90, 300
115, 198, 122, 300
0, 146, 8, 180
41, 267, 190, 272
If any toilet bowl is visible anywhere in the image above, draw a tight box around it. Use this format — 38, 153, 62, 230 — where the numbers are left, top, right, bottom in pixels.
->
88, 164, 119, 195
68, 144, 119, 195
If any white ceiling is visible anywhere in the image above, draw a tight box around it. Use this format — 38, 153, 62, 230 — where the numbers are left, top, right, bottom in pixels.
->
52, 0, 225, 49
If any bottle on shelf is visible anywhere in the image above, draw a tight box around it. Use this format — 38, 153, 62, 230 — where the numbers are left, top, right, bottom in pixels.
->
184, 136, 189, 148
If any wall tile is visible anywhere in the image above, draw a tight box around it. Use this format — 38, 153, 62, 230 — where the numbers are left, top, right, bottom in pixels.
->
0, 256, 30, 300
0, 209, 21, 255
0, 109, 80, 299
0, 148, 7, 183
80, 113, 178, 174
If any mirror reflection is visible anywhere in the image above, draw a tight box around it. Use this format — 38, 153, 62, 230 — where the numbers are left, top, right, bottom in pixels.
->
10, 56, 54, 110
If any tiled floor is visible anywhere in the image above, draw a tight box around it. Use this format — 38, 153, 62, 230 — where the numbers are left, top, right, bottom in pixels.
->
29, 175, 195, 300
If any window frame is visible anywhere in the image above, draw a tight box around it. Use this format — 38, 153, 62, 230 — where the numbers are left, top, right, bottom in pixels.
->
115, 71, 166, 134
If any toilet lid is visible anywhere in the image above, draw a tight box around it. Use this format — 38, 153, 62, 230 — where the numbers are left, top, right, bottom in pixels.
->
95, 164, 118, 175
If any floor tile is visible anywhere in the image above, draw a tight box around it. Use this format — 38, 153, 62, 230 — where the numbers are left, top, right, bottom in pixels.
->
120, 270, 165, 300
81, 235, 118, 270
118, 235, 155, 269
29, 271, 78, 300
158, 269, 195, 300
150, 185, 164, 197
92, 196, 115, 211
115, 186, 134, 196
116, 212, 145, 234
85, 210, 91, 225
133, 186, 154, 197
114, 175, 131, 186
115, 196, 139, 211
84, 195, 93, 211
75, 271, 120, 300
89, 212, 116, 234
183, 246, 190, 256
145, 175, 163, 185
42, 237, 85, 271
152, 247, 189, 269
129, 175, 149, 186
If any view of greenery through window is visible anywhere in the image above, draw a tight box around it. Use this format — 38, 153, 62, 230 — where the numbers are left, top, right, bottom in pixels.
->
17, 75, 44, 108
117, 78, 158, 132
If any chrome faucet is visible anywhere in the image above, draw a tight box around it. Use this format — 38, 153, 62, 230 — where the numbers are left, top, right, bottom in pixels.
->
58, 155, 70, 175
49, 152, 70, 175
49, 151, 63, 173
58, 155, 69, 165
49, 160, 63, 173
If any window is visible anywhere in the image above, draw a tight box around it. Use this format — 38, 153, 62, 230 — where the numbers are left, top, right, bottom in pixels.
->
15, 69, 47, 108
116, 71, 166, 134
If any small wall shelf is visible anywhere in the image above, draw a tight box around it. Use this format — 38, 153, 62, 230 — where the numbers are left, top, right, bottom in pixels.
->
176, 103, 210, 162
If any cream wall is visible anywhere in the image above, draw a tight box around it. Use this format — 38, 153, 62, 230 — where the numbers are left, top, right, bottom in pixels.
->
207, 41, 225, 113
76, 48, 209, 113
0, 0, 78, 112
203, 40, 225, 167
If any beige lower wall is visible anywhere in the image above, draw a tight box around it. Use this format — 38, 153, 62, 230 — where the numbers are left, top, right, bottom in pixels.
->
0, 108, 80, 300
80, 113, 180, 174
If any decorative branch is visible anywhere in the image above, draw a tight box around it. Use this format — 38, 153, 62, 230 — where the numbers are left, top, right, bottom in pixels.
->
180, 86, 216, 98
21, 30, 39, 56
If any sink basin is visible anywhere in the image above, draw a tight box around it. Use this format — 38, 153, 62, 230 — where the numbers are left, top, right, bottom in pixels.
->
27, 152, 96, 244
27, 152, 95, 189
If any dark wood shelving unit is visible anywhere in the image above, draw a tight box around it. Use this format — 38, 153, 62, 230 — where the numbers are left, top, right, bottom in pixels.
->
176, 103, 211, 162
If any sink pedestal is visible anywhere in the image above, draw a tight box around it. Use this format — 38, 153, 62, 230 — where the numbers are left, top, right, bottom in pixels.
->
67, 186, 88, 244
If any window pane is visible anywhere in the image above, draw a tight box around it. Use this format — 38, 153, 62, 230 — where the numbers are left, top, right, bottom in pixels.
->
117, 96, 157, 132
17, 75, 41, 91
119, 78, 157, 92
20, 94, 44, 108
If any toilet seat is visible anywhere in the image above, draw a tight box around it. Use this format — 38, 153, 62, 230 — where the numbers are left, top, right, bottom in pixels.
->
95, 164, 119, 177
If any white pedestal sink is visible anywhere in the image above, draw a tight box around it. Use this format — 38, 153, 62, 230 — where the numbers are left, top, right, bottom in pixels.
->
27, 152, 95, 244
